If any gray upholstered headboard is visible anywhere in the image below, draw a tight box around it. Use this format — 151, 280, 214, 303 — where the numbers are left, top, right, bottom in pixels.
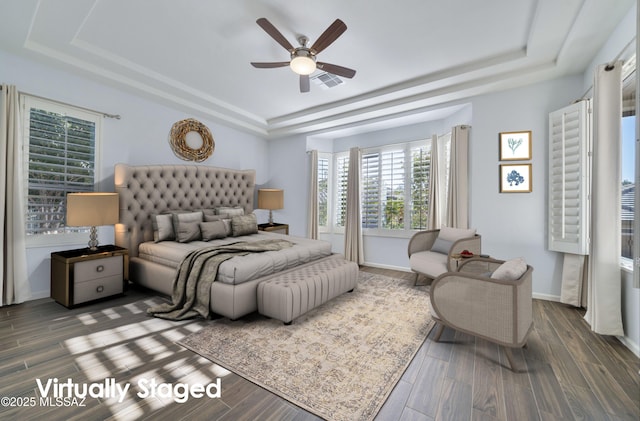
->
114, 163, 255, 257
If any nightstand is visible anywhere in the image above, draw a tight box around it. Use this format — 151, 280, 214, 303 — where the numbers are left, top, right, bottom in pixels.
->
50, 245, 128, 308
258, 223, 289, 235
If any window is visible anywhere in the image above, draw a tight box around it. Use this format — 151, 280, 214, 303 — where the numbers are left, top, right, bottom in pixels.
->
621, 57, 636, 262
334, 153, 349, 228
317, 154, 330, 229
333, 139, 431, 234
21, 95, 102, 243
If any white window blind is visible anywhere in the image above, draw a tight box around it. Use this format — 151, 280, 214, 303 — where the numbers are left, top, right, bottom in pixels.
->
548, 99, 591, 255
361, 152, 380, 228
22, 96, 101, 237
380, 149, 405, 229
410, 144, 430, 230
334, 153, 349, 228
317, 156, 329, 228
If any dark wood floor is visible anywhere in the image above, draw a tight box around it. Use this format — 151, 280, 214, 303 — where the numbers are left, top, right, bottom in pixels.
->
0, 267, 638, 421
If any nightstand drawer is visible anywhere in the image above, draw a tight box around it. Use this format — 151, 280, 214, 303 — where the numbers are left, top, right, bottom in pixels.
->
74, 275, 123, 304
74, 256, 122, 283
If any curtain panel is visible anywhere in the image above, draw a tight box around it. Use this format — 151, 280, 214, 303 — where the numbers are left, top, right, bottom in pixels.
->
584, 62, 624, 336
446, 125, 470, 229
344, 147, 363, 264
1, 85, 32, 306
427, 134, 440, 229
307, 150, 318, 240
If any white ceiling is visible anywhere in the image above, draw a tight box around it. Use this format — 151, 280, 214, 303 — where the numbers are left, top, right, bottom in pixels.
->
0, 0, 634, 138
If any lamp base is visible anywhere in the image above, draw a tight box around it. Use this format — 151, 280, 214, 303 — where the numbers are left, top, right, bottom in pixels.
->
88, 226, 99, 251
268, 210, 275, 225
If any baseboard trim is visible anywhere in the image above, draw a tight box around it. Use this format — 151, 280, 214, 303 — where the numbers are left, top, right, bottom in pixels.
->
362, 262, 412, 273
617, 335, 640, 358
532, 293, 562, 302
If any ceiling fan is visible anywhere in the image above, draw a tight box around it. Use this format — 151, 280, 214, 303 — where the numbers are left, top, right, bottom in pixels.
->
250, 18, 356, 93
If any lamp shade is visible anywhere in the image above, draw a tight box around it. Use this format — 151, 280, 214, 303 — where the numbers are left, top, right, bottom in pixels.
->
258, 189, 284, 210
66, 193, 119, 227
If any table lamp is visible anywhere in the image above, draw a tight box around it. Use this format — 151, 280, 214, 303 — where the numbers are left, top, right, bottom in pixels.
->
66, 192, 119, 250
258, 189, 284, 225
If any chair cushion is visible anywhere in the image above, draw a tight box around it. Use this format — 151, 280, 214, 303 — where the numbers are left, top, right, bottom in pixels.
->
438, 226, 477, 242
491, 257, 527, 281
410, 251, 449, 278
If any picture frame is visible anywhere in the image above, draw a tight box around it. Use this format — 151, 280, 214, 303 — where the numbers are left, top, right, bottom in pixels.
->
499, 130, 532, 161
500, 163, 532, 193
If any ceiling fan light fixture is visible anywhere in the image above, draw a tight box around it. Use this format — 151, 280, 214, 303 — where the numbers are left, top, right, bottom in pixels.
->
290, 55, 316, 75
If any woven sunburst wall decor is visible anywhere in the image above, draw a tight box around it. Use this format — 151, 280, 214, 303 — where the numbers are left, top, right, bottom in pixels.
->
169, 118, 215, 162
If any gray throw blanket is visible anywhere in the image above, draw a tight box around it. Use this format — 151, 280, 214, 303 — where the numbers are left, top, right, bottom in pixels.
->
148, 239, 293, 320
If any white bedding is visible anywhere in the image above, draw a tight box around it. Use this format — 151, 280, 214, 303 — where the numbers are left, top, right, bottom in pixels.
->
138, 231, 332, 285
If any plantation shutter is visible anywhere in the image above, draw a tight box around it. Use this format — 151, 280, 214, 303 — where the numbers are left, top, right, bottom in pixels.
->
548, 99, 591, 254
361, 152, 380, 228
410, 144, 430, 230
317, 156, 329, 228
334, 154, 349, 228
381, 149, 405, 229
26, 105, 97, 235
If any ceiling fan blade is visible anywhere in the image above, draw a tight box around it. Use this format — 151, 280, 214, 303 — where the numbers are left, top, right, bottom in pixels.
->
300, 75, 310, 93
256, 18, 295, 52
251, 61, 290, 68
310, 19, 347, 54
317, 62, 356, 78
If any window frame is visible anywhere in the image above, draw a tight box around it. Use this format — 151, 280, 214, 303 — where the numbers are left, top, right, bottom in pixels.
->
331, 139, 431, 238
317, 152, 332, 233
21, 94, 103, 247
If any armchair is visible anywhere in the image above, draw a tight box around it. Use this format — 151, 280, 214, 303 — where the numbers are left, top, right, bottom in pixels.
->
407, 227, 481, 284
430, 257, 533, 371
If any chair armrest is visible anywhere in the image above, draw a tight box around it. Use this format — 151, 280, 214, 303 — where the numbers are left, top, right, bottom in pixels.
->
430, 266, 533, 347
407, 229, 439, 257
446, 235, 481, 271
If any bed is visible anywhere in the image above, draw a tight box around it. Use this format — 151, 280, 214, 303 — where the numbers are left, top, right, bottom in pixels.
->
114, 163, 332, 319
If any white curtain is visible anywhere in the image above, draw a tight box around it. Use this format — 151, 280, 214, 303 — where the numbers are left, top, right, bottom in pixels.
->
344, 147, 363, 264
584, 62, 624, 336
1, 85, 32, 306
307, 150, 318, 239
446, 125, 470, 228
427, 134, 440, 229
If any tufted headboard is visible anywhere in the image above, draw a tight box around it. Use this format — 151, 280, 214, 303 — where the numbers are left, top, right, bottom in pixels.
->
114, 163, 255, 257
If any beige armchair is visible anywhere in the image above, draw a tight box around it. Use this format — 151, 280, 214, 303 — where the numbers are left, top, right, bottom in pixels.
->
429, 257, 534, 371
407, 227, 481, 284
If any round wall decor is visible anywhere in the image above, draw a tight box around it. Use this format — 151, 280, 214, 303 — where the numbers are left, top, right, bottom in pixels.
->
169, 118, 214, 162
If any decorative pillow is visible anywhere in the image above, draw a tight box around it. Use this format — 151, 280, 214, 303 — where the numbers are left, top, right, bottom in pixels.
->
438, 226, 477, 242
172, 211, 204, 243
431, 237, 453, 254
216, 206, 244, 217
152, 214, 175, 242
199, 220, 227, 241
231, 213, 258, 237
221, 218, 233, 236
204, 214, 224, 222
491, 257, 527, 281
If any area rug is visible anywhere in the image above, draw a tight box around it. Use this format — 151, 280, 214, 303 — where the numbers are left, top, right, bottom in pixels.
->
178, 272, 434, 421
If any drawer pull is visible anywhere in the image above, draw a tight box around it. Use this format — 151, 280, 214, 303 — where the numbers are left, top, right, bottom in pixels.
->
96, 285, 104, 293
96, 265, 104, 273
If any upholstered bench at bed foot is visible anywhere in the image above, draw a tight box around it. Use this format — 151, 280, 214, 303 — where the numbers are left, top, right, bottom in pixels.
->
257, 256, 359, 324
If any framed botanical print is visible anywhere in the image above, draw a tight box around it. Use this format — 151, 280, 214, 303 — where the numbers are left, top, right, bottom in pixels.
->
499, 131, 532, 161
500, 164, 532, 193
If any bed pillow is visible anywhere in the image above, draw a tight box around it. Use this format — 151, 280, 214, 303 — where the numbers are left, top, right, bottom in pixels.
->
152, 214, 175, 242
199, 220, 228, 241
172, 211, 204, 243
231, 213, 258, 237
216, 206, 244, 217
491, 257, 527, 281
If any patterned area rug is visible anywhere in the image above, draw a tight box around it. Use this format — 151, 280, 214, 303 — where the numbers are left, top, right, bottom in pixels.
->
178, 272, 433, 421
